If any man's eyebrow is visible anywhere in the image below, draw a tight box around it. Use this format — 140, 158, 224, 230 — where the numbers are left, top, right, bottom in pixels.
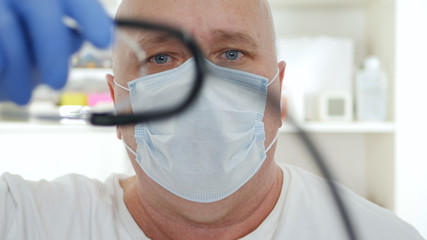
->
209, 29, 259, 49
137, 33, 179, 47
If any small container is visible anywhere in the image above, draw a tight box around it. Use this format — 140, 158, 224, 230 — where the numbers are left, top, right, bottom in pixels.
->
0, 103, 29, 121
356, 56, 388, 121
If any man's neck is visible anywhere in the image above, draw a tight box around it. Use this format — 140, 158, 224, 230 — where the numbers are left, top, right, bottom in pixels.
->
121, 160, 283, 240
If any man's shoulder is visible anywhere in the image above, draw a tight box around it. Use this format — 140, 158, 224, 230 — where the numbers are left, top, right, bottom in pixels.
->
2, 172, 122, 195
1, 172, 133, 239
275, 163, 424, 239
1, 172, 128, 214
0, 173, 131, 236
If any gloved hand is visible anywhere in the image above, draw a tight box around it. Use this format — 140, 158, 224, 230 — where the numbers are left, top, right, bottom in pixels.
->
0, 0, 113, 105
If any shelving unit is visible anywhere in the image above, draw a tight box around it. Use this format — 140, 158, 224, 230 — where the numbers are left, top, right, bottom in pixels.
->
269, 0, 369, 6
272, 1, 427, 235
0, 122, 115, 133
280, 121, 395, 133
269, 0, 396, 212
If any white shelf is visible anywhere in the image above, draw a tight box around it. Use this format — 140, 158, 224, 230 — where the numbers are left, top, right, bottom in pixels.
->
0, 122, 115, 133
279, 121, 395, 133
69, 68, 113, 82
0, 121, 394, 134
268, 0, 370, 7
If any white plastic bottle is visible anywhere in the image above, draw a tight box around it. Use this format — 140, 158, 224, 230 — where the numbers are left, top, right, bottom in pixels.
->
356, 56, 388, 121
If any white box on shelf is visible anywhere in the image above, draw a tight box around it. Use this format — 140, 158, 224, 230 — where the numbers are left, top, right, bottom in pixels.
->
319, 92, 353, 121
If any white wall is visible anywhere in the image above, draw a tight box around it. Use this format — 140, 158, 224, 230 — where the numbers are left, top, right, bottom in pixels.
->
270, 1, 396, 210
272, 5, 367, 64
395, 0, 427, 237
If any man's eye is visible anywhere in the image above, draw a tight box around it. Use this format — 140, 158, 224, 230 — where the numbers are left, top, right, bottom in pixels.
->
223, 50, 243, 61
150, 54, 171, 64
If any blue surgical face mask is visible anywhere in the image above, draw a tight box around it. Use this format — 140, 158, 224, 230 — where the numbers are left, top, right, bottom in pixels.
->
116, 58, 280, 203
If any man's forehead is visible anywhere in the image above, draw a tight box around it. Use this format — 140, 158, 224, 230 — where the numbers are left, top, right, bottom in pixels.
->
117, 0, 267, 14
116, 0, 270, 31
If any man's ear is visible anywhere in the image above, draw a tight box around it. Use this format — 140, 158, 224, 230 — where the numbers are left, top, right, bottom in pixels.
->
278, 61, 286, 90
106, 74, 116, 103
105, 74, 122, 139
277, 61, 286, 120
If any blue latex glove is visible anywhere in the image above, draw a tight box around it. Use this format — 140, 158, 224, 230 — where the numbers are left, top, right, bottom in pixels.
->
0, 0, 113, 105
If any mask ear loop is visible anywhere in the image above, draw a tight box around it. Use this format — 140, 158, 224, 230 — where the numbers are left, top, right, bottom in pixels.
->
264, 69, 281, 153
114, 79, 130, 91
265, 130, 279, 153
267, 69, 280, 87
111, 79, 133, 114
122, 139, 137, 157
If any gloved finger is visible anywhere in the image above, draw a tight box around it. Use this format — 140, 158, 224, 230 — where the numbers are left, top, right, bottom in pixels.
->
0, 41, 4, 76
69, 28, 84, 54
63, 0, 113, 49
10, 0, 72, 90
0, 44, 6, 102
0, 0, 32, 105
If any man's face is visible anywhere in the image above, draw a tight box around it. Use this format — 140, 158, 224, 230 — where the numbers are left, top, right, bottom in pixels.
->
112, 0, 283, 159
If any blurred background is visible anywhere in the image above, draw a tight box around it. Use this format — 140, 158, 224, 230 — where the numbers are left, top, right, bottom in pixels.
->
0, 0, 426, 237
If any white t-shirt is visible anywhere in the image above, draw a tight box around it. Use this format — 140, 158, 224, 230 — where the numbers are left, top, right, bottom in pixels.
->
0, 163, 423, 240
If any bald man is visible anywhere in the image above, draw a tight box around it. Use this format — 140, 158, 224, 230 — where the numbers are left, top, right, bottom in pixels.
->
0, 0, 424, 239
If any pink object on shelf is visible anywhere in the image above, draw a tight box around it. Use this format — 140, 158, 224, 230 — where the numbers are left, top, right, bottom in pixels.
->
87, 93, 112, 107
